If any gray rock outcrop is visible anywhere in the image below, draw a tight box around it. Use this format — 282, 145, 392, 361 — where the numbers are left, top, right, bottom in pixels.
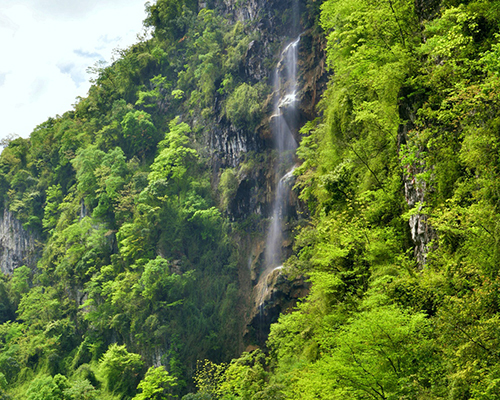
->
0, 209, 40, 275
398, 91, 436, 268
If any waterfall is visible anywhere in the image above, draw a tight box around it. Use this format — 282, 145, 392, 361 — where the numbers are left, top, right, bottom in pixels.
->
270, 35, 300, 157
264, 34, 301, 270
264, 166, 297, 269
255, 33, 301, 308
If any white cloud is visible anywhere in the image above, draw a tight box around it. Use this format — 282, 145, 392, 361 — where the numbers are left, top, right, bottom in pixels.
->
0, 0, 148, 139
1, 0, 141, 20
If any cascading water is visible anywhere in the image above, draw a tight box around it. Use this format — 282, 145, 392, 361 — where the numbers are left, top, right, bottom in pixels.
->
264, 166, 297, 269
255, 33, 301, 308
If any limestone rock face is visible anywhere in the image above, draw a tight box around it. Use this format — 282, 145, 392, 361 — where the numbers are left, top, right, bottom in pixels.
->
246, 267, 309, 346
0, 209, 40, 275
221, 0, 296, 34
397, 0, 441, 268
398, 91, 436, 268
209, 0, 299, 171
404, 167, 435, 267
208, 0, 325, 347
209, 0, 327, 221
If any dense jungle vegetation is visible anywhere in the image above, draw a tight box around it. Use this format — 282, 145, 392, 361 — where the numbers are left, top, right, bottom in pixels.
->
1, 0, 500, 398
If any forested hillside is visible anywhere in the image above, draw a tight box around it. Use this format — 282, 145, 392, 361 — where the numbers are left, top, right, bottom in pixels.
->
1, 0, 500, 398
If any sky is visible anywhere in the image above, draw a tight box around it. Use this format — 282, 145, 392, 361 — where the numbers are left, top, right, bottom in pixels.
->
0, 0, 149, 141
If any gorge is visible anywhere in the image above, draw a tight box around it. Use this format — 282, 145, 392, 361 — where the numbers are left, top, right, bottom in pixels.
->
1, 0, 500, 398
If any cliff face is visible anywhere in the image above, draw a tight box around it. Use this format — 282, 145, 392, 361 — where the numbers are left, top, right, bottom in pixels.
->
0, 209, 39, 275
398, 91, 435, 268
208, 0, 298, 171
0, 2, 325, 354
208, 0, 285, 171
208, 0, 327, 345
246, 267, 309, 346
210, 0, 327, 219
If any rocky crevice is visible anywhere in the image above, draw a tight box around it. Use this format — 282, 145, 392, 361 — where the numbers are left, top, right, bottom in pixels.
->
398, 90, 436, 268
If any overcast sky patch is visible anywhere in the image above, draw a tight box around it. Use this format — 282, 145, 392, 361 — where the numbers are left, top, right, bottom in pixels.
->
0, 0, 147, 140
0, 11, 19, 32
57, 62, 87, 88
1, 0, 128, 20
74, 49, 103, 59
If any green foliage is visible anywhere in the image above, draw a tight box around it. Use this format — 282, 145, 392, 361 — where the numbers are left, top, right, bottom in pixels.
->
133, 366, 178, 400
99, 344, 144, 398
0, 322, 22, 382
281, 304, 440, 399
191, 351, 282, 400
121, 110, 158, 159
193, 359, 227, 398
224, 83, 266, 130
149, 117, 198, 195
25, 375, 66, 400
63, 379, 97, 400
136, 75, 172, 110
8, 265, 31, 308
0, 0, 264, 397
262, 0, 500, 398
218, 169, 238, 210
7, 0, 500, 398
144, 0, 198, 41
43, 184, 63, 234
0, 277, 13, 325
186, 0, 500, 399
218, 350, 269, 399
139, 257, 193, 305
0, 373, 7, 399
71, 146, 106, 207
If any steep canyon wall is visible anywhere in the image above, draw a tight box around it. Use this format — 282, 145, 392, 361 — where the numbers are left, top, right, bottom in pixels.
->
206, 0, 327, 345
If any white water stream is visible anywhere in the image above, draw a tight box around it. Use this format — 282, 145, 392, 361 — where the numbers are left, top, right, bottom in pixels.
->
255, 33, 301, 308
